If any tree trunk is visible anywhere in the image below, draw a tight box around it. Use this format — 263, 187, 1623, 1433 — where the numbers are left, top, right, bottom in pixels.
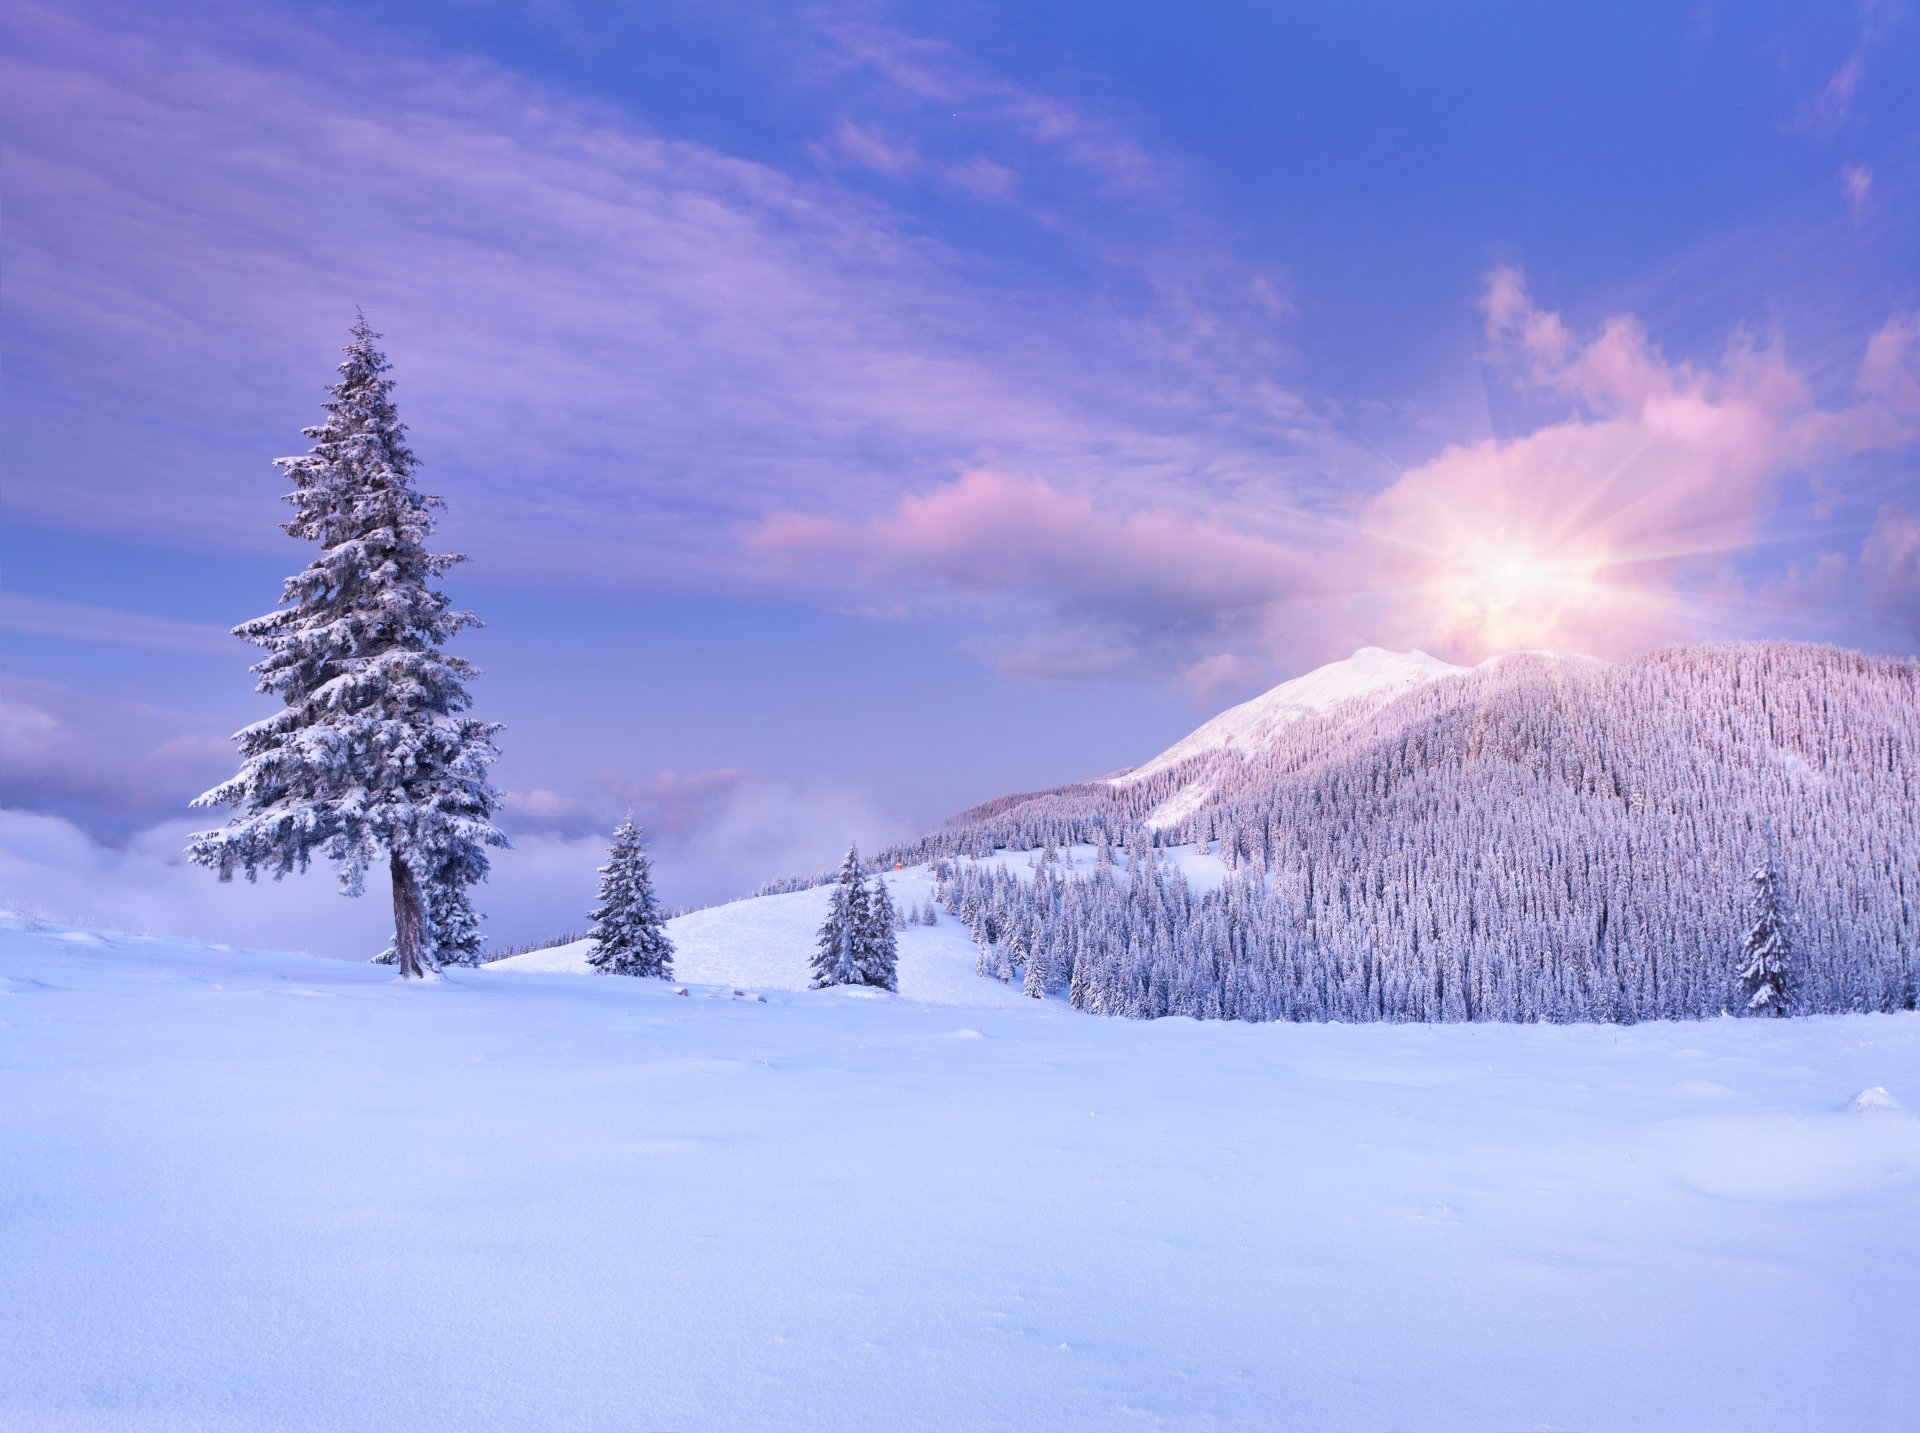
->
390, 851, 430, 979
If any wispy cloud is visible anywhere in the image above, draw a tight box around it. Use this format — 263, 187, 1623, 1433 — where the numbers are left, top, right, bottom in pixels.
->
0, 1, 1335, 590
0, 592, 234, 654
1842, 161, 1874, 221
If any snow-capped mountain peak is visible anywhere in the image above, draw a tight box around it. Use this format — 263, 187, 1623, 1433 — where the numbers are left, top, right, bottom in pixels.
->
1119, 646, 1468, 787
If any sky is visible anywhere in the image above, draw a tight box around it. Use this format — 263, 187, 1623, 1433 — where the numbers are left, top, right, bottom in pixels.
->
3, 0, 1918, 954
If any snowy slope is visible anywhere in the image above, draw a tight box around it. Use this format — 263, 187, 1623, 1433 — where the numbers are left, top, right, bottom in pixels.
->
5, 908, 1919, 1432
1118, 646, 1468, 786
493, 865, 1034, 1008
495, 849, 1234, 991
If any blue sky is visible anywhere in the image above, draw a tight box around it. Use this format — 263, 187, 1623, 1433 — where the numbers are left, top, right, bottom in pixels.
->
3, 0, 1917, 951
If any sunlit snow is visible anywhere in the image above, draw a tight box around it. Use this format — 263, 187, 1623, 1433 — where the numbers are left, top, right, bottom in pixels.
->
4, 906, 1917, 1431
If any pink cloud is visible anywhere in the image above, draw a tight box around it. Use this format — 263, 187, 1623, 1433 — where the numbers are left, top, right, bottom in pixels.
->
599, 768, 752, 843
749, 468, 1322, 685
0, 3, 1323, 588
1842, 163, 1874, 222
1355, 269, 1920, 659
1864, 505, 1920, 641
0, 674, 232, 829
753, 468, 1308, 619
830, 118, 919, 176
746, 272, 1920, 680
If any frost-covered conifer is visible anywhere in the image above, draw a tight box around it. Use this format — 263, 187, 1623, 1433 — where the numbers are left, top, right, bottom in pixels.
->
586, 818, 675, 978
856, 875, 900, 991
1738, 859, 1792, 1016
1023, 945, 1046, 998
428, 877, 486, 968
810, 848, 869, 988
998, 927, 1024, 984
189, 315, 506, 979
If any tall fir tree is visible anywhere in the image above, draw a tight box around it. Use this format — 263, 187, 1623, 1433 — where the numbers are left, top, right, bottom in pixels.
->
856, 875, 900, 991
1738, 858, 1793, 1015
189, 315, 507, 979
586, 818, 675, 978
810, 847, 869, 988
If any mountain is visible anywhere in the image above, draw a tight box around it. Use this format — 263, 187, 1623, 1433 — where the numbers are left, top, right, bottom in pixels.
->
885, 641, 1920, 1023
1119, 646, 1469, 787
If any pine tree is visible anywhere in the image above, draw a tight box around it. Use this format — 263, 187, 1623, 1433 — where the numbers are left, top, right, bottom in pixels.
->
1738, 858, 1792, 1016
1023, 944, 1046, 998
810, 847, 869, 988
189, 314, 506, 979
429, 877, 486, 968
998, 926, 1025, 983
586, 818, 675, 978
856, 875, 900, 991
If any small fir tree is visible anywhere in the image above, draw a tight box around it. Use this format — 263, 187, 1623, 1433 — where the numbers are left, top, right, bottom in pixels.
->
1738, 859, 1792, 1016
428, 875, 486, 968
810, 847, 869, 988
587, 819, 675, 978
1022, 945, 1046, 998
856, 875, 900, 991
189, 314, 506, 979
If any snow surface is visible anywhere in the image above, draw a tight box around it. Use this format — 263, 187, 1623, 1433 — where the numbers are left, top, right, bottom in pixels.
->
1119, 646, 1468, 787
5, 907, 1920, 1431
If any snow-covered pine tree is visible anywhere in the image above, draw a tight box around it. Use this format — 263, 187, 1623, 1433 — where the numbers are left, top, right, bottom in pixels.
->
810, 847, 869, 988
856, 875, 900, 991
586, 818, 675, 978
189, 314, 506, 980
1022, 944, 1045, 998
998, 927, 1024, 983
428, 876, 486, 968
1738, 858, 1792, 1016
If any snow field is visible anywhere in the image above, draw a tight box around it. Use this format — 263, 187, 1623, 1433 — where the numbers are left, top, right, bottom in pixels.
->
4, 908, 1919, 1431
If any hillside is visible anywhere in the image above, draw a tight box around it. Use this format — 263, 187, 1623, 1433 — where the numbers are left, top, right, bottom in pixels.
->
5, 909, 1919, 1431
884, 643, 1920, 1022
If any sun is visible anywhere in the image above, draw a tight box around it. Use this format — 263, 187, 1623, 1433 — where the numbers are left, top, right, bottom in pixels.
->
1477, 552, 1559, 607
1432, 537, 1610, 651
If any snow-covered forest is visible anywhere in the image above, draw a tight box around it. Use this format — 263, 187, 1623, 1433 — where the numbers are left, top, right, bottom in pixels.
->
881, 645, 1920, 1023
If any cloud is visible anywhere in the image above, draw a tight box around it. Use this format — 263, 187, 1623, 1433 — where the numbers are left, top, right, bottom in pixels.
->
0, 592, 235, 654
0, 770, 905, 959
493, 763, 910, 915
1859, 311, 1920, 414
1352, 268, 1920, 658
1863, 505, 1920, 641
1816, 54, 1865, 130
828, 117, 919, 176
1842, 162, 1874, 221
746, 272, 1920, 675
0, 674, 232, 833
0, 808, 396, 958
750, 468, 1317, 683
2, 663, 902, 943
0, 1, 1326, 592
